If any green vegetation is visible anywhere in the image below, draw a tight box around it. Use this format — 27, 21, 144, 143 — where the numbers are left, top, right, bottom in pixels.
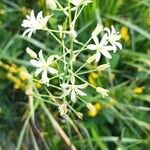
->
0, 0, 150, 149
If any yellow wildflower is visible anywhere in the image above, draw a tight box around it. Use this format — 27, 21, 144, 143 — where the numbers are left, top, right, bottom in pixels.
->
8, 66, 17, 73
94, 102, 101, 111
134, 87, 144, 94
88, 102, 102, 117
88, 71, 99, 86
120, 26, 130, 46
88, 74, 96, 86
19, 72, 27, 81
88, 109, 97, 117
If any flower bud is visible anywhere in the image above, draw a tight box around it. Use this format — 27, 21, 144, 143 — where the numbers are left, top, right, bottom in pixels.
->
69, 29, 77, 39
26, 47, 37, 58
87, 103, 96, 112
46, 0, 57, 10
97, 63, 110, 71
76, 112, 83, 119
58, 103, 68, 116
96, 87, 109, 98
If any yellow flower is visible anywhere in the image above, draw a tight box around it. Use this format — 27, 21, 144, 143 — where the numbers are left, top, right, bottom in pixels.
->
88, 109, 97, 117
19, 72, 27, 81
94, 102, 101, 111
134, 87, 144, 94
88, 102, 102, 117
88, 72, 99, 86
88, 74, 96, 86
8, 66, 17, 73
120, 26, 130, 46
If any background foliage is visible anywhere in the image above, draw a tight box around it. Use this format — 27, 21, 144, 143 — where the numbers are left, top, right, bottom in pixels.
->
0, 0, 150, 149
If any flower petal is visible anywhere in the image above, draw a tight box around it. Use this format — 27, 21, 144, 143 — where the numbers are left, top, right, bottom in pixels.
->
47, 55, 54, 64
30, 59, 42, 67
77, 83, 88, 89
101, 50, 112, 59
71, 90, 76, 103
75, 88, 87, 96
48, 67, 58, 74
35, 68, 43, 76
95, 51, 101, 62
87, 44, 97, 50
41, 70, 48, 83
38, 50, 46, 62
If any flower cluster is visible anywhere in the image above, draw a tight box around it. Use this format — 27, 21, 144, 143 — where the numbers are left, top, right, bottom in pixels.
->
87, 25, 122, 62
21, 1, 122, 118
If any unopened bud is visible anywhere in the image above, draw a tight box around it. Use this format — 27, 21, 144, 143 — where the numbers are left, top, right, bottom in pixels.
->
26, 47, 37, 58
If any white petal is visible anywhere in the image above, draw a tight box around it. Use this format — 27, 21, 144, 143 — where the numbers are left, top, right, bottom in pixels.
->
71, 76, 75, 84
101, 50, 112, 59
95, 51, 101, 62
77, 83, 88, 89
41, 70, 48, 83
60, 83, 69, 89
104, 27, 110, 35
100, 33, 108, 46
35, 68, 43, 76
111, 25, 116, 34
27, 31, 34, 38
75, 88, 87, 96
36, 11, 43, 21
115, 42, 122, 49
71, 90, 76, 103
93, 36, 99, 45
38, 50, 46, 62
92, 24, 103, 37
87, 44, 97, 50
22, 29, 31, 37
30, 59, 42, 67
48, 67, 58, 74
47, 55, 54, 64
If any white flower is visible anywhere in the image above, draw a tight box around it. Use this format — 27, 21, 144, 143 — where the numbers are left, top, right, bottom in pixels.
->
70, 0, 92, 7
60, 76, 87, 103
58, 103, 68, 116
29, 50, 58, 85
87, 34, 113, 62
104, 25, 122, 52
96, 87, 109, 98
21, 10, 51, 38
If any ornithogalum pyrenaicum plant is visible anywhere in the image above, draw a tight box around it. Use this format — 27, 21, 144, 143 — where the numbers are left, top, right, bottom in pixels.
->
21, 0, 122, 118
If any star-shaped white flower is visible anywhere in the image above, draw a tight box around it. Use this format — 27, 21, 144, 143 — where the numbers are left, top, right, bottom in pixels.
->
29, 50, 58, 85
104, 25, 122, 52
70, 0, 92, 7
21, 10, 52, 38
87, 34, 113, 62
60, 76, 87, 103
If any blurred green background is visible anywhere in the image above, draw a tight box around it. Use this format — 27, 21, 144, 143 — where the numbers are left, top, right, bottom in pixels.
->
0, 0, 150, 149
